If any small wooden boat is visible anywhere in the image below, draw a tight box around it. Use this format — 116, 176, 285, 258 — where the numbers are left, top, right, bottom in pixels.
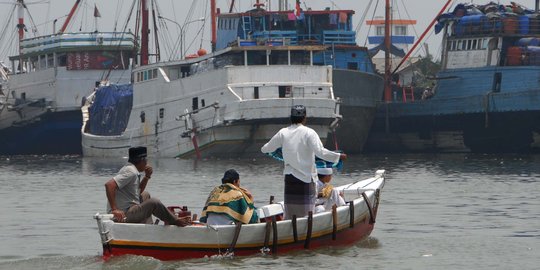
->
94, 170, 386, 261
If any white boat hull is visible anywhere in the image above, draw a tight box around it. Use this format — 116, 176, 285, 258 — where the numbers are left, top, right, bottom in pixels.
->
94, 170, 385, 260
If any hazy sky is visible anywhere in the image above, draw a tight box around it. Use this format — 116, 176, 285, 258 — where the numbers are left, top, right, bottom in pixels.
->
0, 0, 537, 63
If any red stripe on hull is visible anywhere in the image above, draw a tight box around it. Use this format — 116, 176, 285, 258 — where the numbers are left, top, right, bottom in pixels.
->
103, 219, 375, 261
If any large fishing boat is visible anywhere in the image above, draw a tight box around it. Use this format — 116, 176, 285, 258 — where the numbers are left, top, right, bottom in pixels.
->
81, 0, 341, 158
0, 0, 136, 155
365, 1, 540, 153
211, 1, 383, 153
94, 170, 385, 261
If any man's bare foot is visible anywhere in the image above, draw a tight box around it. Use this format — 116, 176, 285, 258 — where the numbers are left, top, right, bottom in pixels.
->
175, 216, 191, 227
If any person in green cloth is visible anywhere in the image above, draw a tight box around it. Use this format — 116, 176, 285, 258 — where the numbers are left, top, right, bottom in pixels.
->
200, 169, 259, 225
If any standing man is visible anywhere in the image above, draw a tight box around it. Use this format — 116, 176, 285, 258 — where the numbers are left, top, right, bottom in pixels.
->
261, 105, 347, 219
105, 146, 190, 226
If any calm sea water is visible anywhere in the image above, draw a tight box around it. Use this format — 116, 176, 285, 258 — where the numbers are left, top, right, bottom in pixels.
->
0, 154, 538, 269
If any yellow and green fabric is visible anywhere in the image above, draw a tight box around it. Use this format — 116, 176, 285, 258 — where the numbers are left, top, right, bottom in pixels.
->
200, 183, 258, 224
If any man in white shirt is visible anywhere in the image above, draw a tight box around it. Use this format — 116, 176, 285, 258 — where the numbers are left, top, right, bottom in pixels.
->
261, 105, 347, 219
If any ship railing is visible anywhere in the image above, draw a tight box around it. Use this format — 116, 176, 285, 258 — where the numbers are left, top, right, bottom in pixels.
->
449, 15, 540, 38
322, 30, 356, 45
251, 31, 298, 45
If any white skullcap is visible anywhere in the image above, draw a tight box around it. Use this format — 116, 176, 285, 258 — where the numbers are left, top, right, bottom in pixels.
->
317, 167, 333, 175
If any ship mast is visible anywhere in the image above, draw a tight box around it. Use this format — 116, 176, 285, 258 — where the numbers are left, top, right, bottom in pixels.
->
140, 0, 149, 66
16, 0, 25, 54
58, 0, 81, 34
211, 0, 217, 51
383, 0, 391, 102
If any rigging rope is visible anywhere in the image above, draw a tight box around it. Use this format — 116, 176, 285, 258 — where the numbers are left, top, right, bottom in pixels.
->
44, 0, 50, 33
199, 0, 210, 50
24, 4, 41, 37
104, 0, 137, 82
355, 0, 374, 35
363, 0, 380, 47
0, 5, 16, 51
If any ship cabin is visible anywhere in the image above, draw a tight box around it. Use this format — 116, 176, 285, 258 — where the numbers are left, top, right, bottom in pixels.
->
214, 7, 374, 73
441, 14, 540, 70
135, 44, 328, 85
8, 32, 136, 75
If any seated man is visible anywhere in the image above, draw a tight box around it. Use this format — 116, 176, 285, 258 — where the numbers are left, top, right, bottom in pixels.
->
315, 167, 346, 213
104, 146, 190, 226
200, 169, 258, 225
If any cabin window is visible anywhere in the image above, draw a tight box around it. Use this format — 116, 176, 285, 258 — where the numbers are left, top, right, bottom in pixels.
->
347, 62, 358, 70
472, 39, 478, 50
47, 54, 54, 67
159, 108, 164, 118
201, 99, 206, 107
395, 26, 407, 35
292, 87, 304, 97
153, 69, 158, 79
192, 97, 199, 111
467, 40, 472, 50
58, 54, 67, 67
481, 39, 488, 49
492, 72, 502, 92
254, 87, 259, 99
376, 26, 384, 36
181, 66, 190, 78
457, 40, 462, 51
144, 71, 148, 80
140, 111, 146, 123
461, 40, 466, 50
278, 86, 292, 98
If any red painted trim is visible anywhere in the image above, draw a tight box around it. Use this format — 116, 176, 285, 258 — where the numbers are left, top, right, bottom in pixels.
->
103, 217, 375, 261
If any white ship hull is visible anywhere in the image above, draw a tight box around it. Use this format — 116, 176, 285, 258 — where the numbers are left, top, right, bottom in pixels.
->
0, 32, 135, 154
82, 62, 340, 158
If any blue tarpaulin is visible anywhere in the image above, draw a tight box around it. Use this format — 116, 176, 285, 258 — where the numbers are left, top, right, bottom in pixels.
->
88, 84, 133, 136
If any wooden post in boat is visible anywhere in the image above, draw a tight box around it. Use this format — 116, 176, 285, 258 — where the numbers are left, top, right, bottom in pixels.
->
263, 220, 271, 250
271, 216, 278, 254
361, 192, 376, 224
227, 222, 242, 254
304, 211, 313, 249
349, 201, 355, 228
292, 215, 298, 243
332, 204, 338, 240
